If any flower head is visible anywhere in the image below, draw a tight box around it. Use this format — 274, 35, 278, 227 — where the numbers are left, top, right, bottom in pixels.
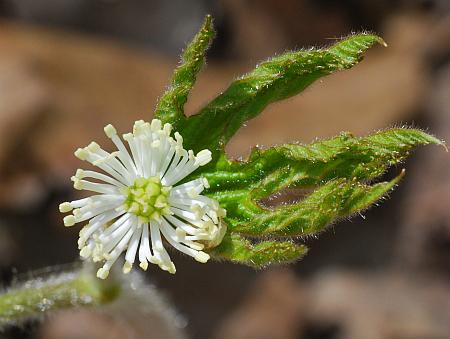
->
60, 119, 226, 279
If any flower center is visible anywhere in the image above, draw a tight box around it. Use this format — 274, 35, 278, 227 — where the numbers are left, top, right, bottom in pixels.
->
123, 176, 171, 222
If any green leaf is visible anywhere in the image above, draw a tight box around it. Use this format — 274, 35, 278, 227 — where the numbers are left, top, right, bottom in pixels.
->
233, 173, 403, 236
197, 128, 441, 238
154, 15, 214, 128
149, 23, 443, 268
209, 233, 308, 267
201, 128, 442, 196
179, 34, 385, 155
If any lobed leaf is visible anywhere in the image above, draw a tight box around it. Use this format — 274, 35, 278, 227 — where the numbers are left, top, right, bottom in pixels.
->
232, 173, 403, 236
197, 128, 441, 194
149, 20, 443, 268
179, 34, 385, 155
209, 233, 308, 267
196, 129, 441, 238
154, 15, 214, 129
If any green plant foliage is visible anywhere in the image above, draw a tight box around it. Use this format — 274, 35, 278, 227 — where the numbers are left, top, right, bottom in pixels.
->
154, 15, 214, 129
179, 34, 386, 156
210, 234, 308, 267
2, 15, 443, 331
199, 130, 440, 265
153, 17, 443, 267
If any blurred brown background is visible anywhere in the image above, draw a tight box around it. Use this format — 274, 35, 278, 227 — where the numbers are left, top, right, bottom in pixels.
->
0, 0, 449, 338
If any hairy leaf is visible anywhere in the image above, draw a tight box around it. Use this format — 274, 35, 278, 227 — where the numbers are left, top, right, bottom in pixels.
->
149, 18, 443, 268
210, 233, 308, 267
199, 129, 441, 239
180, 34, 385, 155
154, 15, 214, 128
232, 174, 403, 236
200, 128, 442, 194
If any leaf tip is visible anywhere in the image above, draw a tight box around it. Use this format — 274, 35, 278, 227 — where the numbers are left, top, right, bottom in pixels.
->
203, 14, 214, 32
387, 169, 406, 189
358, 31, 386, 45
361, 32, 387, 47
379, 37, 388, 47
398, 168, 406, 180
419, 130, 447, 150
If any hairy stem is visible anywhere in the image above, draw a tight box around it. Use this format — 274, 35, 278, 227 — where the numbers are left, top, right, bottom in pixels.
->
0, 266, 120, 327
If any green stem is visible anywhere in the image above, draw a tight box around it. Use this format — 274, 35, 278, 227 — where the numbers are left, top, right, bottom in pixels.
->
0, 266, 120, 327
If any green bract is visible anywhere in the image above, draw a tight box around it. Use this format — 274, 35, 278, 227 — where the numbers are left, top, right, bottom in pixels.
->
154, 15, 443, 267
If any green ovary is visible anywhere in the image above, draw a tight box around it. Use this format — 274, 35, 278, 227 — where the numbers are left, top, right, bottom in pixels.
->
123, 176, 171, 222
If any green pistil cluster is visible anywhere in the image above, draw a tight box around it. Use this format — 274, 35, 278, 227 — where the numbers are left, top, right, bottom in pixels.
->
123, 176, 171, 222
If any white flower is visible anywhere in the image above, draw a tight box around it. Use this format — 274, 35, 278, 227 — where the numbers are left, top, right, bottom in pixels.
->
59, 119, 226, 279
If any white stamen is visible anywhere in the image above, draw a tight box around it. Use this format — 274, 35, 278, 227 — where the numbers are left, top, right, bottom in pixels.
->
61, 119, 226, 277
